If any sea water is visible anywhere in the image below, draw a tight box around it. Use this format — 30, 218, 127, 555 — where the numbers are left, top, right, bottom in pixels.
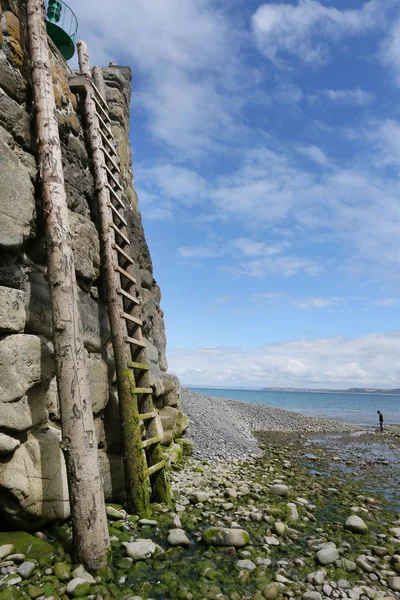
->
189, 388, 400, 426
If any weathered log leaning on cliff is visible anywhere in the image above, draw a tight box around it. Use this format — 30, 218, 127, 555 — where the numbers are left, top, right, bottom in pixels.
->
0, 0, 185, 533
25, 0, 109, 570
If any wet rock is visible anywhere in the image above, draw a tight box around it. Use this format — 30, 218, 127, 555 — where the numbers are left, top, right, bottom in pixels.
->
167, 529, 191, 547
16, 560, 35, 579
344, 515, 368, 534
72, 564, 96, 583
236, 559, 256, 571
66, 577, 91, 597
202, 527, 250, 547
123, 539, 156, 560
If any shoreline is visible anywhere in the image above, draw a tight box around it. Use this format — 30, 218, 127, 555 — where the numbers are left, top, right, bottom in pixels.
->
181, 388, 372, 460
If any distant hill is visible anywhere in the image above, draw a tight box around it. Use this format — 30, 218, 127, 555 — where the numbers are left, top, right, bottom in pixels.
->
262, 387, 400, 395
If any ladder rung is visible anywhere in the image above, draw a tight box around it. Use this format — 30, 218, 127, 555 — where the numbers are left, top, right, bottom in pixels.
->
121, 311, 142, 326
93, 93, 111, 123
115, 265, 136, 284
142, 435, 160, 449
107, 184, 125, 210
103, 145, 121, 174
105, 165, 123, 191
124, 335, 146, 348
107, 202, 127, 226
99, 127, 118, 157
134, 388, 152, 394
91, 80, 109, 109
128, 361, 149, 371
97, 111, 114, 138
110, 222, 130, 246
139, 411, 156, 420
145, 460, 166, 478
118, 288, 140, 305
112, 242, 133, 264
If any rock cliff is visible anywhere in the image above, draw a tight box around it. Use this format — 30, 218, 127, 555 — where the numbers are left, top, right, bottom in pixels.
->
0, 0, 183, 527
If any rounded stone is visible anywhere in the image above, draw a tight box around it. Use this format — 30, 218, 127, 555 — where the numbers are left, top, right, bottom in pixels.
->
66, 577, 91, 598
316, 545, 339, 565
202, 527, 250, 547
344, 515, 368, 534
388, 577, 400, 592
269, 484, 289, 497
167, 528, 191, 547
236, 559, 256, 572
262, 582, 280, 599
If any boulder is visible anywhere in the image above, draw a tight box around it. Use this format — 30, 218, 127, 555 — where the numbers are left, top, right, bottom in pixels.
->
0, 425, 69, 528
344, 515, 368, 534
0, 286, 26, 332
159, 406, 179, 443
0, 532, 54, 561
0, 134, 35, 250
202, 527, 250, 547
0, 334, 53, 404
0, 433, 20, 455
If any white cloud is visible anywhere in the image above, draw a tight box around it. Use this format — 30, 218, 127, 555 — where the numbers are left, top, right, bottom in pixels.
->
252, 0, 385, 66
291, 296, 343, 309
371, 298, 400, 307
380, 18, 400, 86
310, 88, 373, 105
230, 255, 323, 278
273, 82, 304, 104
297, 145, 329, 166
77, 0, 241, 154
168, 331, 400, 388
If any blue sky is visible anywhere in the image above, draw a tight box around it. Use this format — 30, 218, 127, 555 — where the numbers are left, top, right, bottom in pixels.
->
75, 0, 400, 389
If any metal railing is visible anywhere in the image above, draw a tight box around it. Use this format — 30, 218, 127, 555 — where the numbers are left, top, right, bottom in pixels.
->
44, 0, 78, 45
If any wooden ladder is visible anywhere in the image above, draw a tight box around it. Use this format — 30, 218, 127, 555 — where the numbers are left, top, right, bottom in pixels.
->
70, 42, 169, 516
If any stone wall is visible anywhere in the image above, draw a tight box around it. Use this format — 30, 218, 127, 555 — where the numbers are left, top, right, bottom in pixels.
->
0, 0, 184, 528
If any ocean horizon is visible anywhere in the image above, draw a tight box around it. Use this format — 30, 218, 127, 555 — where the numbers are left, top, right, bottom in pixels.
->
188, 387, 400, 426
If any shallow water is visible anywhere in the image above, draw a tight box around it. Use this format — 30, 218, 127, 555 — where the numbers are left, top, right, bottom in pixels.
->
191, 387, 400, 425
304, 431, 400, 511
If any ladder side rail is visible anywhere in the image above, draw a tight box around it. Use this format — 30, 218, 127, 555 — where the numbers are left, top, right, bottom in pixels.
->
131, 341, 170, 503
26, 5, 110, 571
77, 41, 150, 517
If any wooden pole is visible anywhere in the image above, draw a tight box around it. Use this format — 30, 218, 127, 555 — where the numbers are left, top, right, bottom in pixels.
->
26, 0, 110, 571
77, 41, 151, 517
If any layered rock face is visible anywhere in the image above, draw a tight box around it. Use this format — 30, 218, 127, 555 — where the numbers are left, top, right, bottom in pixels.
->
0, 0, 183, 527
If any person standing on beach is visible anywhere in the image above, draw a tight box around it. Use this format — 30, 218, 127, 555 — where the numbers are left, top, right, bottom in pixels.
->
377, 410, 383, 432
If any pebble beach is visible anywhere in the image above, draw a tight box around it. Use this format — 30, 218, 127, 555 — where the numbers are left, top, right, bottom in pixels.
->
0, 390, 400, 600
